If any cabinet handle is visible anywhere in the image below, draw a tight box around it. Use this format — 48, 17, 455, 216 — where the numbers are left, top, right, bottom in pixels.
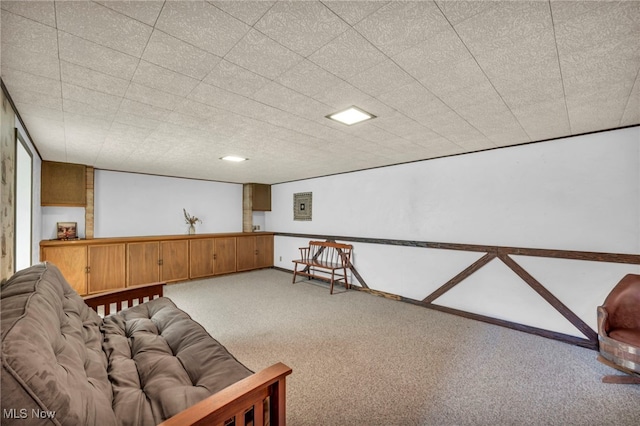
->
213, 254, 217, 260
85, 266, 91, 274
158, 259, 163, 266
255, 250, 258, 255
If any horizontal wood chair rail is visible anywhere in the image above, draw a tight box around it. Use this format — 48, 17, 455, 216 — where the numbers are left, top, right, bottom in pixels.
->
83, 281, 164, 315
275, 232, 640, 265
292, 241, 353, 294
159, 362, 292, 426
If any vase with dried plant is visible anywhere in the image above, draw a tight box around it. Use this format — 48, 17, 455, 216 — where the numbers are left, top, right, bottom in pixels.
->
183, 209, 202, 235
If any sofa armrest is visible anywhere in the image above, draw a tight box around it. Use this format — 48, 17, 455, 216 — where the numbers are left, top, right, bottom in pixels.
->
83, 282, 165, 315
159, 362, 293, 426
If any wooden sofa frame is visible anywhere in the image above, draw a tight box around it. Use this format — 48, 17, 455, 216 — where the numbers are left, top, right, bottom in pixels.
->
84, 282, 292, 426
292, 241, 353, 294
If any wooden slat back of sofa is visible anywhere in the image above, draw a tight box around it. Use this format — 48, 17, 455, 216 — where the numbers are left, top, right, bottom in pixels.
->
83, 281, 164, 316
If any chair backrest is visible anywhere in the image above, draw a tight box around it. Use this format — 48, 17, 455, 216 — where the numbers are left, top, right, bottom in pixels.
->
603, 274, 640, 331
308, 241, 353, 266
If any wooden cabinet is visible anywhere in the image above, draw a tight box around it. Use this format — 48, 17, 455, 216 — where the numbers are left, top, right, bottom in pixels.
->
41, 245, 87, 295
87, 244, 125, 294
190, 237, 237, 278
237, 234, 273, 271
127, 242, 160, 286
128, 240, 189, 285
160, 240, 189, 282
41, 161, 86, 206
42, 243, 125, 295
256, 234, 274, 268
41, 233, 272, 296
190, 238, 215, 279
251, 184, 271, 211
214, 237, 236, 275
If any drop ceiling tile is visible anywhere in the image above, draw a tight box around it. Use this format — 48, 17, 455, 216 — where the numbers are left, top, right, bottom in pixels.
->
254, 1, 349, 57
142, 30, 222, 80
131, 60, 200, 98
60, 61, 129, 97
1, 43, 59, 80
454, 1, 551, 53
62, 98, 118, 122
473, 38, 559, 82
417, 58, 491, 101
118, 98, 173, 122
156, 1, 249, 57
58, 31, 139, 79
95, 1, 164, 26
125, 82, 184, 112
392, 28, 471, 81
377, 81, 450, 120
62, 82, 122, 113
553, 1, 640, 53
311, 80, 371, 110
1, 10, 58, 55
253, 82, 328, 119
203, 60, 270, 97
7, 88, 61, 111
567, 97, 626, 134
225, 29, 303, 79
435, 0, 496, 26
347, 60, 415, 98
1, 0, 56, 27
355, 1, 449, 56
549, 0, 607, 25
621, 77, 640, 126
510, 100, 571, 141
113, 109, 163, 131
308, 29, 387, 80
322, 1, 388, 26
14, 102, 63, 122
56, 1, 152, 57
106, 122, 154, 143
276, 59, 343, 98
210, 1, 275, 26
1, 67, 61, 98
187, 82, 252, 114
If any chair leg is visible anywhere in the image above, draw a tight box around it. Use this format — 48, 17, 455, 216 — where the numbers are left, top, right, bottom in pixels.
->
292, 264, 298, 284
344, 266, 349, 290
330, 270, 335, 295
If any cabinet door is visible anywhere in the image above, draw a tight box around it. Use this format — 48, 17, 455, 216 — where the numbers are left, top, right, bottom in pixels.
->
87, 244, 126, 294
214, 237, 236, 275
160, 240, 189, 283
256, 234, 274, 268
236, 236, 256, 272
189, 239, 215, 279
127, 242, 160, 286
41, 246, 87, 295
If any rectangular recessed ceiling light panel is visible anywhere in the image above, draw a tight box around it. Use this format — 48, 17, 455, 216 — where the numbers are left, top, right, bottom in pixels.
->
221, 155, 247, 162
326, 106, 375, 126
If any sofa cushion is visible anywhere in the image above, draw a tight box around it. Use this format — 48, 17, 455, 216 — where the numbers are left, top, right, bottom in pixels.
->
1, 263, 116, 425
102, 297, 253, 425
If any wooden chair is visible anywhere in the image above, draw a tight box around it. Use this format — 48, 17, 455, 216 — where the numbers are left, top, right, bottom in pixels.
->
597, 273, 640, 384
292, 241, 353, 294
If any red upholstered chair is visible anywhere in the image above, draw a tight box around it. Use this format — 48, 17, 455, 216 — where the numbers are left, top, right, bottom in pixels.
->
597, 274, 640, 384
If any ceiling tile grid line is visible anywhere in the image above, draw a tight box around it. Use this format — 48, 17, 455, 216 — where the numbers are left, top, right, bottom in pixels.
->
1, 1, 638, 183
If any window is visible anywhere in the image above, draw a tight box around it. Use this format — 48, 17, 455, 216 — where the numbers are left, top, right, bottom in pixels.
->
15, 131, 32, 270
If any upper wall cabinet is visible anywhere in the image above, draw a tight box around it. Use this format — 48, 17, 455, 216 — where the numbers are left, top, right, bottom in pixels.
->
250, 183, 271, 211
41, 161, 86, 206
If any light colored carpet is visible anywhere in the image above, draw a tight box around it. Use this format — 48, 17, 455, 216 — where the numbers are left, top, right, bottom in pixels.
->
164, 269, 640, 426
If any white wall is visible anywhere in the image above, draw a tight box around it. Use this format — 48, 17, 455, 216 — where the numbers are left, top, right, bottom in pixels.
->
94, 170, 242, 237
267, 127, 640, 338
